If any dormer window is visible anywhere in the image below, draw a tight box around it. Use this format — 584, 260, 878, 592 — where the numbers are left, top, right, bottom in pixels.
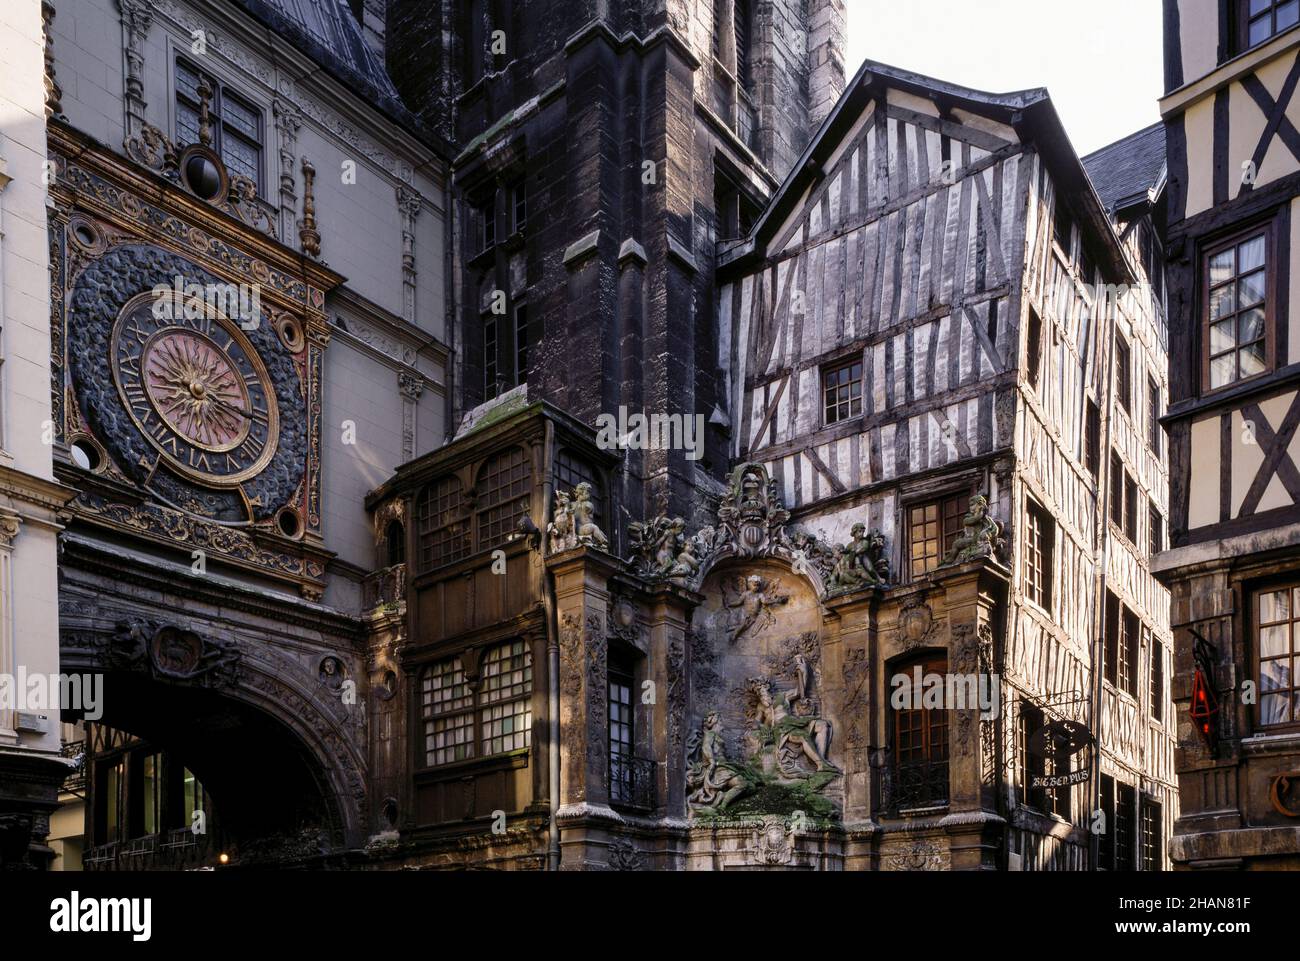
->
174, 58, 263, 194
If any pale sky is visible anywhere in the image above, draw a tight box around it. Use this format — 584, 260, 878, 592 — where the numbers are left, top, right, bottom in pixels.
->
844, 0, 1164, 156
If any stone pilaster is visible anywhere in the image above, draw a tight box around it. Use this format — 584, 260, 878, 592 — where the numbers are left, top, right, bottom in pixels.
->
644, 580, 702, 818
548, 546, 620, 810
115, 0, 153, 144
273, 97, 302, 243
396, 185, 421, 324
929, 557, 1010, 870
822, 587, 881, 826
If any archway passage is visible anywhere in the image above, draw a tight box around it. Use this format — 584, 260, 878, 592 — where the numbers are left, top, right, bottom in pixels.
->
64, 671, 346, 870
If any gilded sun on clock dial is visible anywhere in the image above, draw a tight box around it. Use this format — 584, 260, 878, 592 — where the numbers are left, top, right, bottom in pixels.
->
111, 290, 280, 486
144, 331, 251, 449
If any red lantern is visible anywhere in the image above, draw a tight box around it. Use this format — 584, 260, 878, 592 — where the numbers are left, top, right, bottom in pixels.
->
1189, 666, 1219, 749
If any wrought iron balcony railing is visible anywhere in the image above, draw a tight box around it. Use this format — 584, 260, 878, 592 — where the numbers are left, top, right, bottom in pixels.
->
880, 759, 950, 815
59, 739, 85, 794
609, 751, 656, 812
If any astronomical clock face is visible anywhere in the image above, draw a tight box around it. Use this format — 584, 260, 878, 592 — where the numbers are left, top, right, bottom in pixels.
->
60, 238, 313, 534
112, 291, 278, 485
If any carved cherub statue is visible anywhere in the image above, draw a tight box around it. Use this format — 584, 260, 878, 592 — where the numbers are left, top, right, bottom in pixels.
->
825, 523, 889, 592
547, 490, 575, 553
656, 517, 686, 574
668, 536, 701, 581
571, 482, 608, 549
722, 574, 788, 644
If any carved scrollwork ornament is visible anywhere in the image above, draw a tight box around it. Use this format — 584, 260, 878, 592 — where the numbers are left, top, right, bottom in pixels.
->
624, 462, 887, 598
608, 836, 644, 871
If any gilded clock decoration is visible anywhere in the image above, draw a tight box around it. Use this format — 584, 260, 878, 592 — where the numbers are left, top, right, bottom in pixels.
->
111, 290, 279, 486
143, 331, 251, 450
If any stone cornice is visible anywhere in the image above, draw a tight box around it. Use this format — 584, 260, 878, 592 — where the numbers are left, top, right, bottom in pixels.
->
0, 463, 78, 515
329, 286, 449, 379
61, 533, 363, 640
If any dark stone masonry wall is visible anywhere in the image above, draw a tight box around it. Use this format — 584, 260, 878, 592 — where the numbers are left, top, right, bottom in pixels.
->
385, 0, 845, 525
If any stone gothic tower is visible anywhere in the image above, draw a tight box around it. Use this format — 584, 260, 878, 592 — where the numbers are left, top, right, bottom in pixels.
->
385, 0, 845, 525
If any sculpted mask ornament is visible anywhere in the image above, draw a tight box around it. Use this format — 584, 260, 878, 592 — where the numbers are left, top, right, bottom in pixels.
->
751, 815, 795, 866
942, 494, 1005, 566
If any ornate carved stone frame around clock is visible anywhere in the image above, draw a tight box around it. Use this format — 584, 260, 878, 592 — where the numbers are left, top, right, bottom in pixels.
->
47, 121, 343, 599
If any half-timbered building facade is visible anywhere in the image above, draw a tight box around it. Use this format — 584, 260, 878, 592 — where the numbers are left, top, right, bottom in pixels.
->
1157, 0, 1300, 868
5, 0, 1190, 872
710, 62, 1175, 870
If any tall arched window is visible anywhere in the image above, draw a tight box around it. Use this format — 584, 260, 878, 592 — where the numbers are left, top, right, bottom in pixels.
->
476, 446, 531, 550
385, 519, 405, 568
889, 653, 950, 811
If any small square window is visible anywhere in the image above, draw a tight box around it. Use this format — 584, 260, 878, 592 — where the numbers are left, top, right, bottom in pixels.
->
1241, 0, 1300, 51
822, 359, 863, 425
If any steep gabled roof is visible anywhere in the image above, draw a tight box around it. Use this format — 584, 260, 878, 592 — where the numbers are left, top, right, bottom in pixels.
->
721, 58, 1135, 285
1081, 123, 1167, 216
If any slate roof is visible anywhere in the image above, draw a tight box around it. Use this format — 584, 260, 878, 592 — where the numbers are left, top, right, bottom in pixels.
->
231, 0, 413, 127
1081, 122, 1166, 215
